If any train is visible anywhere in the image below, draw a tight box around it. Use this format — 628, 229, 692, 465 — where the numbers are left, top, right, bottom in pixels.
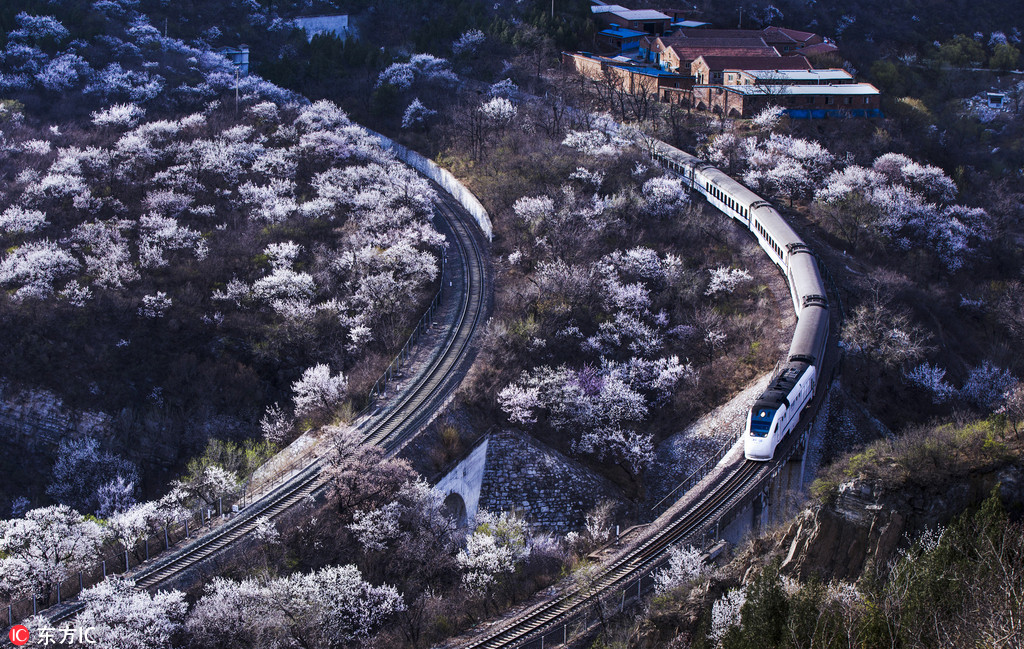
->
649, 141, 830, 462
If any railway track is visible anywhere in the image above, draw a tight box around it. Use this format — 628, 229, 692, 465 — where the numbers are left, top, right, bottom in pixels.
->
453, 138, 842, 649
459, 457, 768, 649
46, 186, 489, 622
456, 380, 836, 649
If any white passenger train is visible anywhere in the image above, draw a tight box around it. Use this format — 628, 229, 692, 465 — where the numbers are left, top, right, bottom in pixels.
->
649, 142, 830, 461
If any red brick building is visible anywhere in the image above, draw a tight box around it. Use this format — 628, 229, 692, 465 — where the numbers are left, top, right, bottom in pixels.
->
691, 55, 811, 85
679, 82, 881, 117
641, 35, 780, 71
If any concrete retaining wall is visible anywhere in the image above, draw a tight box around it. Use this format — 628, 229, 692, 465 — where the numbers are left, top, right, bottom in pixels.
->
368, 130, 493, 241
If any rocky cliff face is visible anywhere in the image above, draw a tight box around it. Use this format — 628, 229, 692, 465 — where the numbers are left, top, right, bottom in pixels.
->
779, 461, 1024, 581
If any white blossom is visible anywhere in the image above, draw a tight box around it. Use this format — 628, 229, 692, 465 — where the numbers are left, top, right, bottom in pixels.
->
138, 214, 205, 268
642, 176, 689, 217
961, 361, 1017, 410
0, 205, 48, 233
905, 363, 956, 404
497, 383, 541, 424
488, 78, 519, 98
188, 566, 402, 646
172, 465, 239, 508
655, 544, 710, 593
0, 240, 80, 300
138, 292, 172, 318
75, 578, 187, 649
401, 98, 437, 130
752, 104, 785, 130
705, 266, 753, 296
252, 516, 281, 545
709, 586, 747, 645
0, 505, 107, 599
250, 268, 315, 302
479, 96, 517, 124
349, 501, 402, 552
457, 511, 531, 594
91, 103, 146, 128
292, 364, 348, 419
562, 129, 623, 156
259, 403, 291, 444
452, 29, 486, 55
263, 241, 301, 270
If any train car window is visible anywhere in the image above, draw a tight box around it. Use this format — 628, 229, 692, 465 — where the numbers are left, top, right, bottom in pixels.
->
749, 408, 775, 437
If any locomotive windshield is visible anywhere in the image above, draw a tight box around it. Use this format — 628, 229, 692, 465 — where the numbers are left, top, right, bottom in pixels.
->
749, 408, 775, 437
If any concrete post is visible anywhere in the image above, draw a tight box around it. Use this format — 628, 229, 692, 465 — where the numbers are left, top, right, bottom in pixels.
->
102, 560, 106, 578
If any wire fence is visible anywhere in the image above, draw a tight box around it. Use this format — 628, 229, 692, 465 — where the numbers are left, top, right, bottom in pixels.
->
4, 253, 451, 627
646, 428, 743, 520
359, 253, 446, 416
508, 457, 789, 649
6, 501, 230, 626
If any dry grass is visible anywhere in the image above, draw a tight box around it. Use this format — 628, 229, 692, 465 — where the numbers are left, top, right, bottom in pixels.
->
812, 415, 1022, 500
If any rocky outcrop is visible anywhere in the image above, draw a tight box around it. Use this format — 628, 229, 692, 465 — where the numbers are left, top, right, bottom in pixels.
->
780, 462, 1024, 581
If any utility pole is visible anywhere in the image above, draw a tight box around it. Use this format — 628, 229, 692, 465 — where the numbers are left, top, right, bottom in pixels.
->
234, 65, 239, 115
551, 0, 555, 19
738, 6, 743, 29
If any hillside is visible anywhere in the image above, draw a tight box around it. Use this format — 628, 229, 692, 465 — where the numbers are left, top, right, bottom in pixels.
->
598, 416, 1024, 649
0, 0, 1023, 646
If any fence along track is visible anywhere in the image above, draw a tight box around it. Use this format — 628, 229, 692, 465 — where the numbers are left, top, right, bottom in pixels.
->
41, 186, 489, 624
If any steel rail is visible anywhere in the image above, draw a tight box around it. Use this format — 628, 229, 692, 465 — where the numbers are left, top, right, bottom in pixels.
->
452, 141, 838, 649
44, 186, 489, 623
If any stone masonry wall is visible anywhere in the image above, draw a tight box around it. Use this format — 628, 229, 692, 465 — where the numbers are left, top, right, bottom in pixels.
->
477, 430, 622, 533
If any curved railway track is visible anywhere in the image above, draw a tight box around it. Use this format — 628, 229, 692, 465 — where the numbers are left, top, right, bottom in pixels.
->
46, 185, 489, 621
454, 143, 838, 649
461, 460, 767, 649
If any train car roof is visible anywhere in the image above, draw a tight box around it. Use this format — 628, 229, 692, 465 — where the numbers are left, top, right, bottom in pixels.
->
701, 168, 764, 205
751, 206, 803, 249
788, 305, 829, 363
753, 362, 812, 409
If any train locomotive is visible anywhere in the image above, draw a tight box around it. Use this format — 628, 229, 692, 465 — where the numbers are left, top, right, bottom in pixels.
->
649, 142, 830, 462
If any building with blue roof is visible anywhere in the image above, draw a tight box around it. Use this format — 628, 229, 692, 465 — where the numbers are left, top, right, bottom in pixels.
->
597, 25, 648, 52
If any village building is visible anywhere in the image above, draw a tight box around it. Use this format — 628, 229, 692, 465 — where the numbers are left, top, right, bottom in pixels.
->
293, 14, 350, 42
591, 4, 672, 35
575, 4, 874, 118
691, 54, 811, 85
679, 82, 881, 117
563, 51, 688, 93
673, 27, 837, 55
725, 68, 856, 86
640, 35, 780, 71
597, 25, 648, 52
